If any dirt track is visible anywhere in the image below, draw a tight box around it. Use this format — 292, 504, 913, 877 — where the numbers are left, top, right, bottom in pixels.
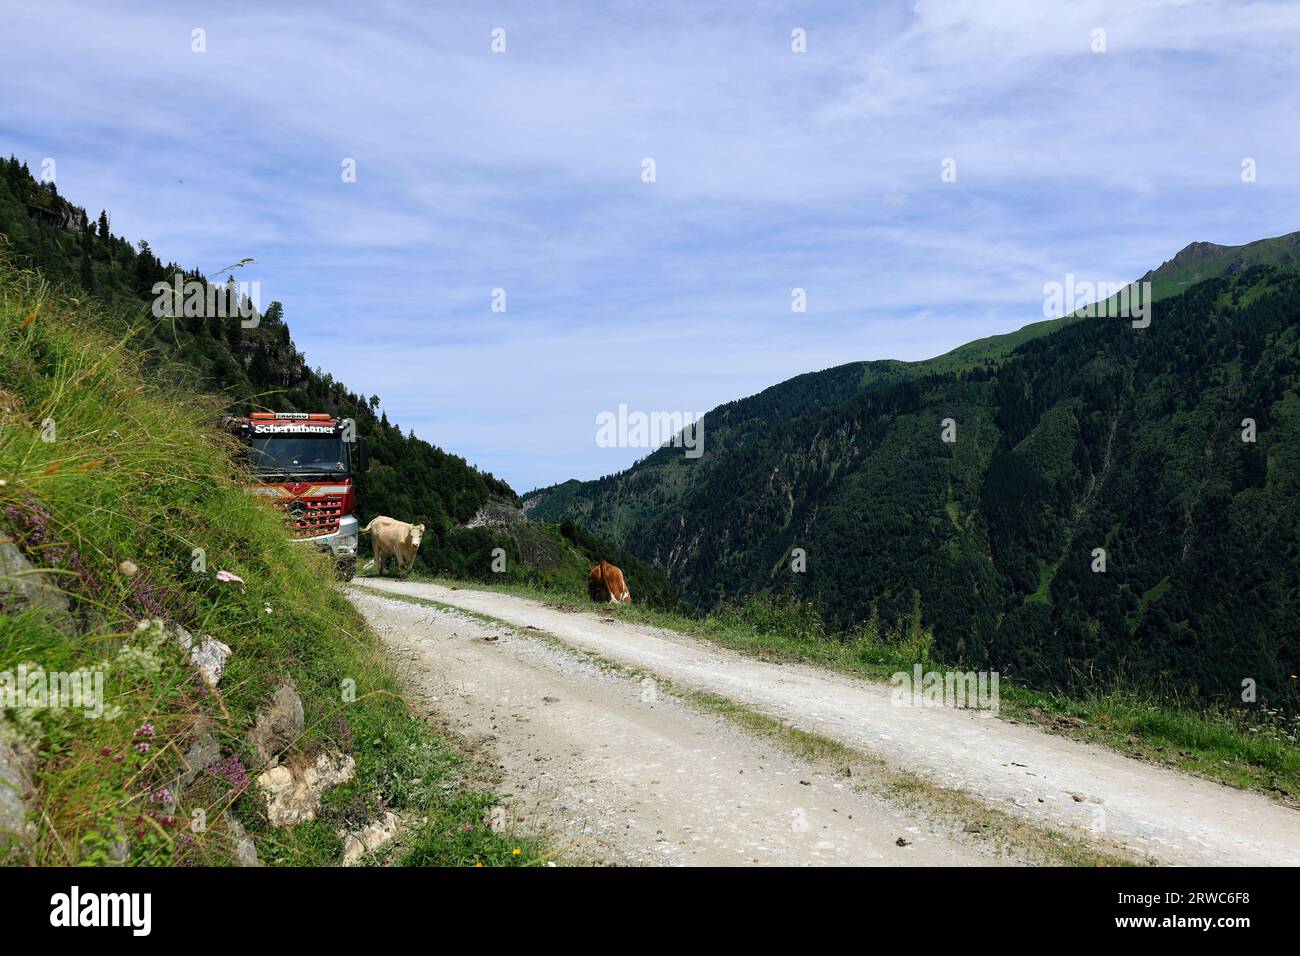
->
349, 579, 1300, 866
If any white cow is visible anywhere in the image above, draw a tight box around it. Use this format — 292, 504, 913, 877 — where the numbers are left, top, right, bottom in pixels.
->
360, 516, 425, 577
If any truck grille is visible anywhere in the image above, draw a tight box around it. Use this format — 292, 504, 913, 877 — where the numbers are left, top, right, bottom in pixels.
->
274, 495, 344, 538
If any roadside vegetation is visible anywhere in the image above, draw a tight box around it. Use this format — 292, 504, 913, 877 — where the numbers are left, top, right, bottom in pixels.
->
0, 255, 541, 866
411, 574, 1300, 803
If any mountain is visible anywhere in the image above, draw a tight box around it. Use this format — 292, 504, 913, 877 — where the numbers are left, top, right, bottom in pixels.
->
533, 230, 1300, 534
526, 245, 1300, 703
0, 156, 521, 574
0, 155, 659, 583
1138, 231, 1300, 300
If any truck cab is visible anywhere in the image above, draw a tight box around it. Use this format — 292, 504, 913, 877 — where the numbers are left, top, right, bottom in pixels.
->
228, 412, 370, 580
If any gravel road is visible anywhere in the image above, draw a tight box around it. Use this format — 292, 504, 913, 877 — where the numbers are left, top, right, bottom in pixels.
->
349, 579, 1300, 866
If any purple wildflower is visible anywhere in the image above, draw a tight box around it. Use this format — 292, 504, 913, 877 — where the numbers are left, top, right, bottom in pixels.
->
333, 715, 354, 750
208, 754, 249, 790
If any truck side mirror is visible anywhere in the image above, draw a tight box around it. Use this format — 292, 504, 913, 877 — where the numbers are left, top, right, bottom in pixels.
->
356, 437, 370, 473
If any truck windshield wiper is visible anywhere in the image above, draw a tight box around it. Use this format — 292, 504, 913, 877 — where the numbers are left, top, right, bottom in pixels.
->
250, 467, 347, 480
284, 469, 347, 479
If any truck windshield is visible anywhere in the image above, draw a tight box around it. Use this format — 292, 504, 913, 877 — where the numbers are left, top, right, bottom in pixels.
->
249, 434, 349, 475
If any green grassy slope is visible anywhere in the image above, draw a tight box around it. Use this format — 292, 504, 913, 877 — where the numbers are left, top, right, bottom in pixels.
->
0, 257, 538, 866
895, 229, 1300, 377
1136, 231, 1300, 300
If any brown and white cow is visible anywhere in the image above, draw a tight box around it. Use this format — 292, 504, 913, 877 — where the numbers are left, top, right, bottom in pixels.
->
361, 516, 425, 578
587, 560, 631, 605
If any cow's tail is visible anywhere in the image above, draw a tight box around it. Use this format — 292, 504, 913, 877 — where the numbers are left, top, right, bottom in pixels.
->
360, 518, 376, 534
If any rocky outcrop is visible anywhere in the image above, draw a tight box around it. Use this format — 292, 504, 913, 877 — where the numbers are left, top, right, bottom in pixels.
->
0, 537, 72, 625
249, 681, 305, 766
463, 500, 527, 528
248, 681, 354, 828
258, 751, 355, 827
340, 811, 400, 865
22, 188, 89, 234
0, 738, 36, 861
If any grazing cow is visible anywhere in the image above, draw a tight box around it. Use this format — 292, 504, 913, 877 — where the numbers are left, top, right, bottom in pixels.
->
360, 516, 425, 578
587, 560, 631, 605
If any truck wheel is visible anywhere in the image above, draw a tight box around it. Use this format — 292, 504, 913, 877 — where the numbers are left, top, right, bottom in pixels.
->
336, 557, 356, 582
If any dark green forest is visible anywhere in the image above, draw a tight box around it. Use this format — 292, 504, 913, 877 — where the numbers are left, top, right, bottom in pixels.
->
530, 260, 1300, 707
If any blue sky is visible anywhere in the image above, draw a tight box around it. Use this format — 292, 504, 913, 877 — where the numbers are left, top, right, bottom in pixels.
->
4, 0, 1300, 491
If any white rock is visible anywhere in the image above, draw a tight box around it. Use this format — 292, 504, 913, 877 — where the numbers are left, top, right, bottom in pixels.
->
172, 626, 231, 686
226, 814, 260, 866
340, 811, 400, 865
258, 750, 355, 827
190, 636, 231, 686
0, 738, 36, 860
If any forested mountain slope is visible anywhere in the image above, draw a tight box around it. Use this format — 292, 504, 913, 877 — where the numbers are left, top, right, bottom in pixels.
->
0, 156, 515, 572
528, 263, 1300, 704
531, 231, 1300, 537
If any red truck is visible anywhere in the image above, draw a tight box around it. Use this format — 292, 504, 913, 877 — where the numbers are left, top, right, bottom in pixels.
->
225, 412, 370, 580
